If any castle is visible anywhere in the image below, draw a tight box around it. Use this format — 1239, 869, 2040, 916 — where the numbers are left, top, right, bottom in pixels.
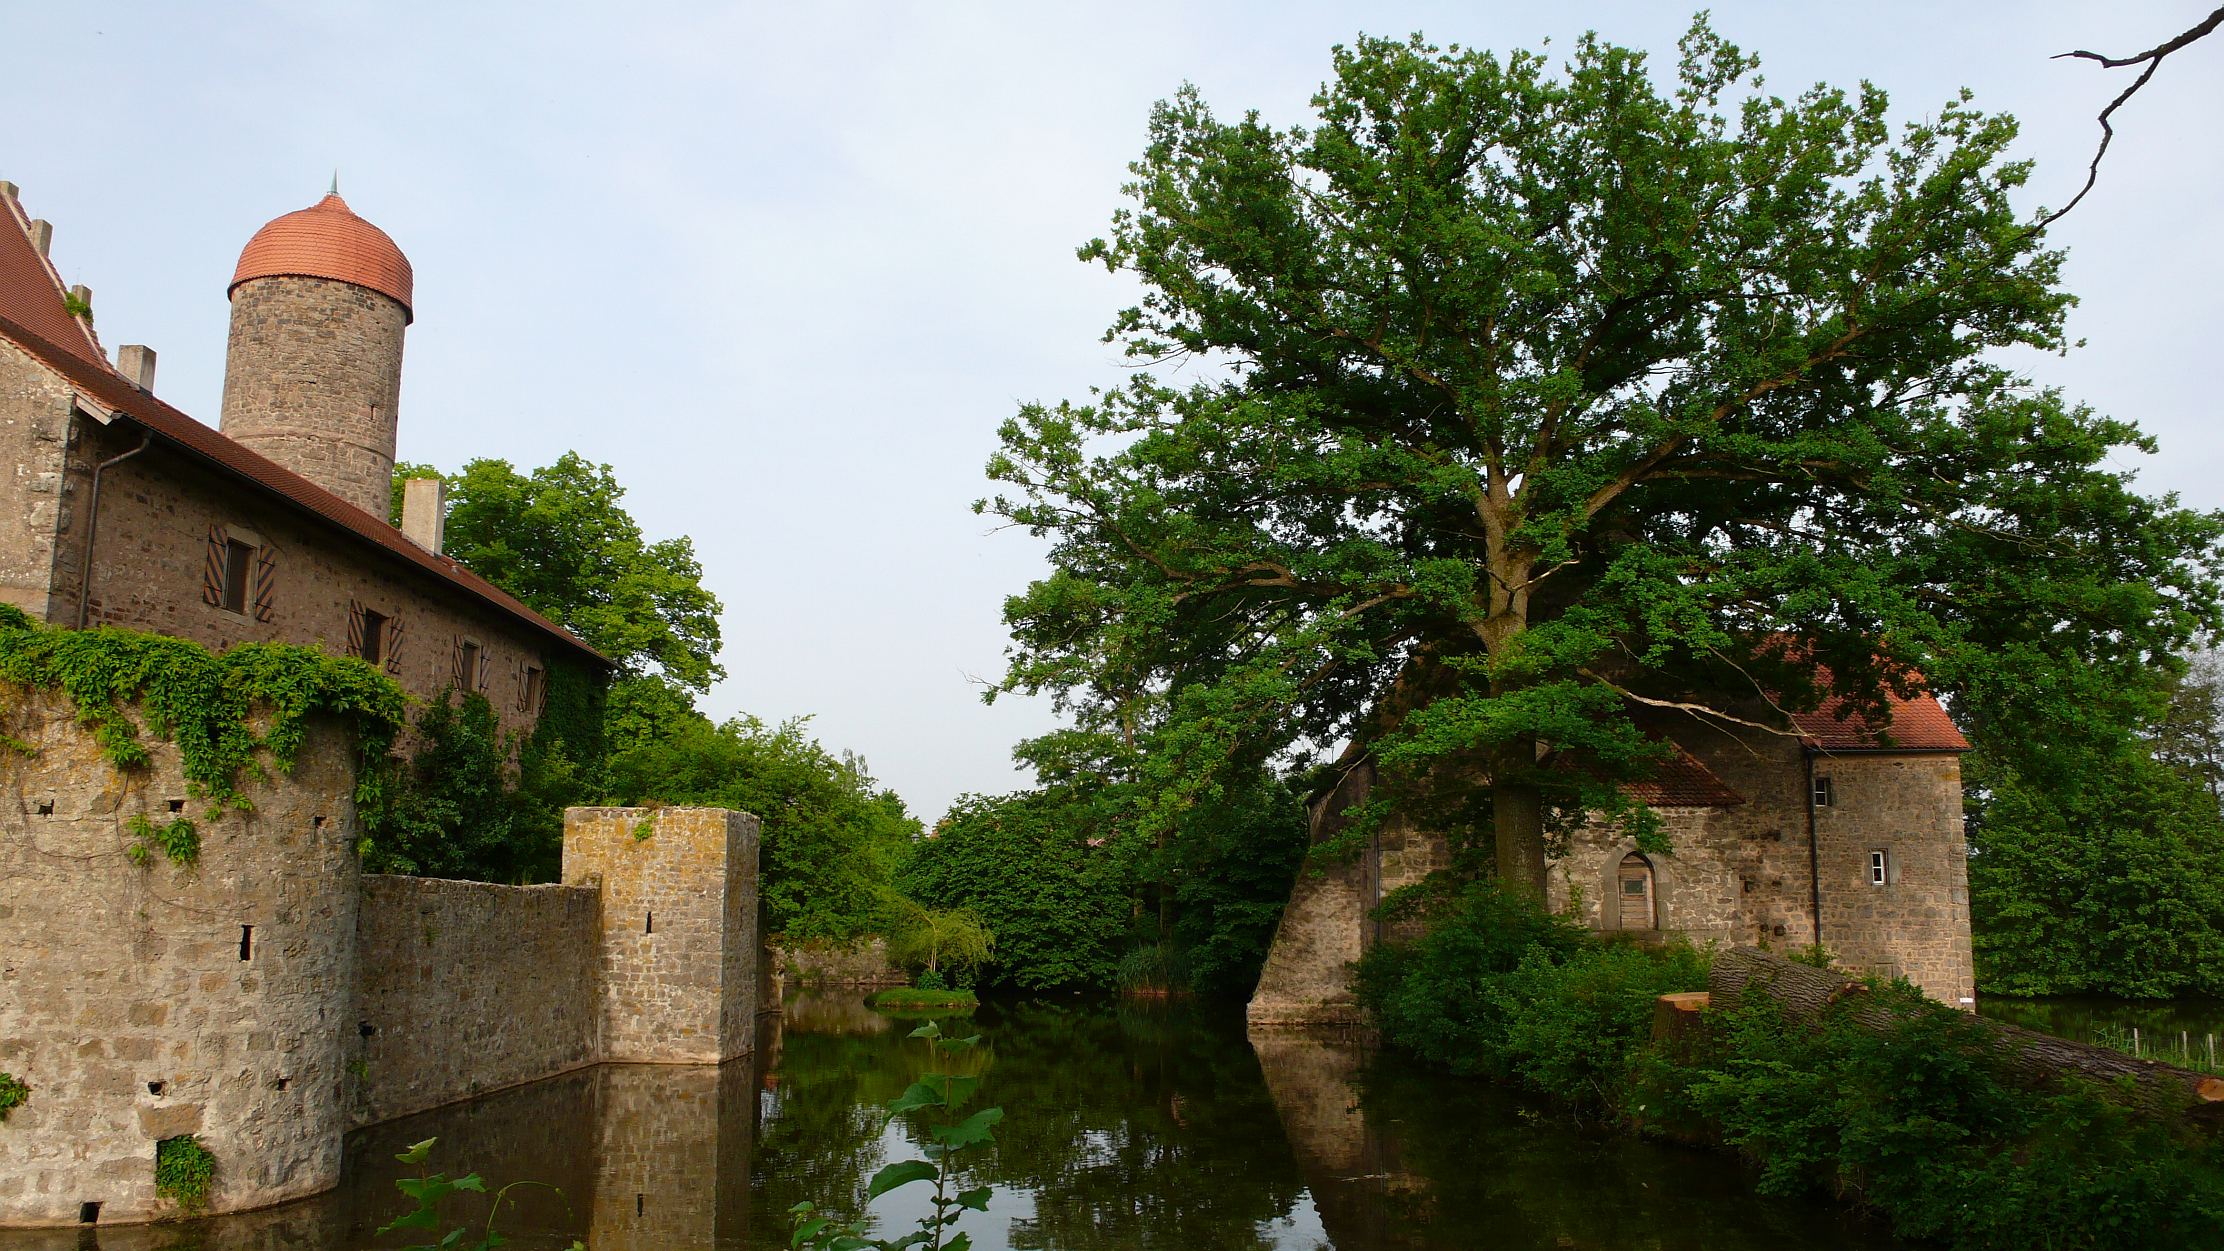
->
1249, 681, 1977, 1028
0, 183, 760, 1228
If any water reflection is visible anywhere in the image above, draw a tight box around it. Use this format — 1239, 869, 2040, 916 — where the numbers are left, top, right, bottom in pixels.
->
8, 993, 1904, 1250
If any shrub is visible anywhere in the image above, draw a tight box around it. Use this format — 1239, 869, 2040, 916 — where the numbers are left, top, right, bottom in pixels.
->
154, 1134, 216, 1213
0, 1070, 27, 1121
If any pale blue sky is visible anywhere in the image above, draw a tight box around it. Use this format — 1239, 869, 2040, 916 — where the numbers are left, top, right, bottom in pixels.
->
7, 2, 2219, 823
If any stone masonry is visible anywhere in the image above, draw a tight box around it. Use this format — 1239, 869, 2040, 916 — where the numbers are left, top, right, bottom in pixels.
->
219, 275, 406, 520
1250, 709, 1976, 1031
562, 807, 761, 1065
0, 707, 760, 1229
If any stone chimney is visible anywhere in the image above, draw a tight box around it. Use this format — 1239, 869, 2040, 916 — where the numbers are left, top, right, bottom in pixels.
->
116, 345, 155, 391
400, 475, 446, 554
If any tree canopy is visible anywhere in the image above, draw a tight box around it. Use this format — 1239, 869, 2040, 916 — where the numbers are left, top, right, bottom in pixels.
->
396, 454, 723, 695
982, 20, 2224, 895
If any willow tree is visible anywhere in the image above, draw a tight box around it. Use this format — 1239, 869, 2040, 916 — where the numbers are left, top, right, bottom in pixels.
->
982, 21, 2223, 898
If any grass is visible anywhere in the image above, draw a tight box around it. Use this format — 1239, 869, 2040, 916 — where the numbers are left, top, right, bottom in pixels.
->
867, 987, 979, 1011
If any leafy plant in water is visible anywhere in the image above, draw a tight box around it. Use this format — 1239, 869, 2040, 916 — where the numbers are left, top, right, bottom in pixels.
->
378, 1137, 583, 1251
154, 1134, 215, 1213
790, 1020, 1001, 1250
125, 812, 199, 868
0, 1070, 27, 1121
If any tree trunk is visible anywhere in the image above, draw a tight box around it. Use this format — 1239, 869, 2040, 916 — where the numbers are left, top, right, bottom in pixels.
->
1711, 947, 2224, 1126
1493, 737, 1547, 900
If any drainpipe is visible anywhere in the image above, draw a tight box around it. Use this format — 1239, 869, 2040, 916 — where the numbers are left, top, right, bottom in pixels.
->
1804, 748, 1824, 950
76, 425, 152, 629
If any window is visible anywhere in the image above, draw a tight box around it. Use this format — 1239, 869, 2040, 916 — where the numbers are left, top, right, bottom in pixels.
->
1812, 775, 1834, 808
1869, 849, 1889, 886
521, 664, 544, 714
219, 539, 254, 613
358, 609, 388, 666
456, 638, 482, 690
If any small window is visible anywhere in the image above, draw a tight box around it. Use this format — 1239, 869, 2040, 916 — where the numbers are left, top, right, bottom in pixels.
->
521, 664, 544, 714
1869, 850, 1889, 887
358, 610, 388, 666
220, 539, 255, 613
1812, 775, 1834, 808
456, 639, 481, 690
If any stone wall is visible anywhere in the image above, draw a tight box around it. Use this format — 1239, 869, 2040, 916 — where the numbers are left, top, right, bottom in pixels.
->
219, 275, 406, 520
562, 807, 760, 1064
767, 937, 907, 988
0, 695, 361, 1226
350, 876, 601, 1127
1809, 753, 1974, 1003
0, 337, 80, 622
54, 419, 556, 739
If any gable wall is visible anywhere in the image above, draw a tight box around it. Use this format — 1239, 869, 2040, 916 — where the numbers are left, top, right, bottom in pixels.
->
0, 338, 80, 619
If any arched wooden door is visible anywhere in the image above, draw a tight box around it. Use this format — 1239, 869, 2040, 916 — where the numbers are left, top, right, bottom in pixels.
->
1616, 853, 1657, 930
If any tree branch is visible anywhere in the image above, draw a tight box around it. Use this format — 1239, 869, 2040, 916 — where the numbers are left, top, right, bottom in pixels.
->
2040, 5, 2224, 229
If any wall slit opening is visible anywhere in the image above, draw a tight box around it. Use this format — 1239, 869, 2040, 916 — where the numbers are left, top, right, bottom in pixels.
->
645, 911, 654, 935
238, 924, 254, 961
78, 1202, 100, 1225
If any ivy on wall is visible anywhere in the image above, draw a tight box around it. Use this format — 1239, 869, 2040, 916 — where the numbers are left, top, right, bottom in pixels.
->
0, 605, 407, 818
0, 1070, 27, 1122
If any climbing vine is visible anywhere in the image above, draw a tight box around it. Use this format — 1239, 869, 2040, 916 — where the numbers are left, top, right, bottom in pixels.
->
0, 606, 406, 820
125, 813, 199, 869
0, 1070, 27, 1122
153, 1134, 216, 1212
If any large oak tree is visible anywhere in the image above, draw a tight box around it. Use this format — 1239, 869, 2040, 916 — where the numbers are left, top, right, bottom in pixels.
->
983, 21, 2224, 897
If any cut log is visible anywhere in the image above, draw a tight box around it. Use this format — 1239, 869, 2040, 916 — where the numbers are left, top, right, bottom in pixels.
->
1651, 991, 1712, 1062
1709, 947, 2224, 1125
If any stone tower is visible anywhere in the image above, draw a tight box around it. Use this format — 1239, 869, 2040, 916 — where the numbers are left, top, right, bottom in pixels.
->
219, 191, 413, 517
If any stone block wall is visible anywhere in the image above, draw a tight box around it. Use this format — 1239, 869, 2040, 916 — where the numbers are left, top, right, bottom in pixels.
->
1810, 752, 1974, 1003
562, 807, 760, 1064
0, 696, 361, 1227
350, 875, 601, 1126
0, 339, 77, 624
767, 937, 907, 988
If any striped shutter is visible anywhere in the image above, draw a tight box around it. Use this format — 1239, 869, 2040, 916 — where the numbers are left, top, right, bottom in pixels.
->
476, 650, 491, 694
345, 599, 366, 658
514, 661, 529, 713
252, 547, 277, 623
382, 617, 406, 675
200, 525, 227, 606
449, 637, 465, 687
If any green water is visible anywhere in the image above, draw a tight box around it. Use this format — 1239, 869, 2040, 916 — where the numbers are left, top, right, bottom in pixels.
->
15, 993, 1904, 1250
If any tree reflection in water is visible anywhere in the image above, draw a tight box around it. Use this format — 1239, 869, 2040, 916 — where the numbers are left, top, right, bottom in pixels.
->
4, 994, 1904, 1251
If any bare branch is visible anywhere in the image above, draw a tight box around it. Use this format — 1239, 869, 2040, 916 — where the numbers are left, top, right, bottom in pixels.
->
2040, 6, 2224, 229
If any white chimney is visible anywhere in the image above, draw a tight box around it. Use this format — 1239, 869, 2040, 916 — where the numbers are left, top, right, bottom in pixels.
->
116, 345, 155, 391
400, 475, 447, 554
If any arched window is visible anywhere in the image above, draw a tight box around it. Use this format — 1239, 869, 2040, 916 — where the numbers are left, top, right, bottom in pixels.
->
1615, 853, 1658, 930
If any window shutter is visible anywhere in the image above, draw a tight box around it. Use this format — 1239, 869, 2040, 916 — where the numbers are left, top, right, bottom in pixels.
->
449, 637, 465, 687
252, 547, 277, 623
382, 617, 406, 675
514, 661, 528, 713
200, 525, 227, 607
476, 651, 491, 694
345, 599, 366, 658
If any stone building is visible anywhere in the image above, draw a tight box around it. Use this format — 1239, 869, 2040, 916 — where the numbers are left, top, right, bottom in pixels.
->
0, 183, 758, 1230
0, 180, 598, 736
1248, 681, 1975, 1028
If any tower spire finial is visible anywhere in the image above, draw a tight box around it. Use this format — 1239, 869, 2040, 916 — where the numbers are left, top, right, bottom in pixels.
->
330, 169, 339, 197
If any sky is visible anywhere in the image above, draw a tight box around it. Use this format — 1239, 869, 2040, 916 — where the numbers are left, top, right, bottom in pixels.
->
5, 2, 2220, 823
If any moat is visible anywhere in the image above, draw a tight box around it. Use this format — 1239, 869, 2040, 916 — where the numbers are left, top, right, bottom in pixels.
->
5, 991, 1922, 1251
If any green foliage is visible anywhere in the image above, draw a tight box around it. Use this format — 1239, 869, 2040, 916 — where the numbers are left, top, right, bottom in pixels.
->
378, 1136, 583, 1251
397, 455, 723, 694
1162, 773, 1307, 997
361, 691, 564, 882
1115, 943, 1187, 995
61, 290, 90, 322
606, 714, 920, 940
1787, 944, 1837, 969
901, 791, 1133, 991
1968, 742, 2224, 997
1673, 994, 2224, 1249
980, 17, 2224, 895
124, 812, 199, 869
887, 903, 994, 978
153, 1135, 215, 1213
868, 987, 979, 1012
0, 1070, 27, 1121
1355, 878, 1703, 1105
790, 1021, 1001, 1251
0, 605, 405, 822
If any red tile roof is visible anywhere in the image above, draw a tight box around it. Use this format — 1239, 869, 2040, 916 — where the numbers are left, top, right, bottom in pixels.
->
0, 193, 598, 665
1625, 743, 1747, 807
232, 194, 413, 318
1792, 683, 1970, 752
0, 186, 109, 370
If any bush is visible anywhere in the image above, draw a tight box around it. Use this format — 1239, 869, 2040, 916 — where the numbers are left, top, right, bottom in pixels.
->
0, 1070, 27, 1121
154, 1134, 216, 1213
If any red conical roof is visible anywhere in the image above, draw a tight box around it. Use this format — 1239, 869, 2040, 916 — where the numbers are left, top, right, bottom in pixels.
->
230, 194, 412, 319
